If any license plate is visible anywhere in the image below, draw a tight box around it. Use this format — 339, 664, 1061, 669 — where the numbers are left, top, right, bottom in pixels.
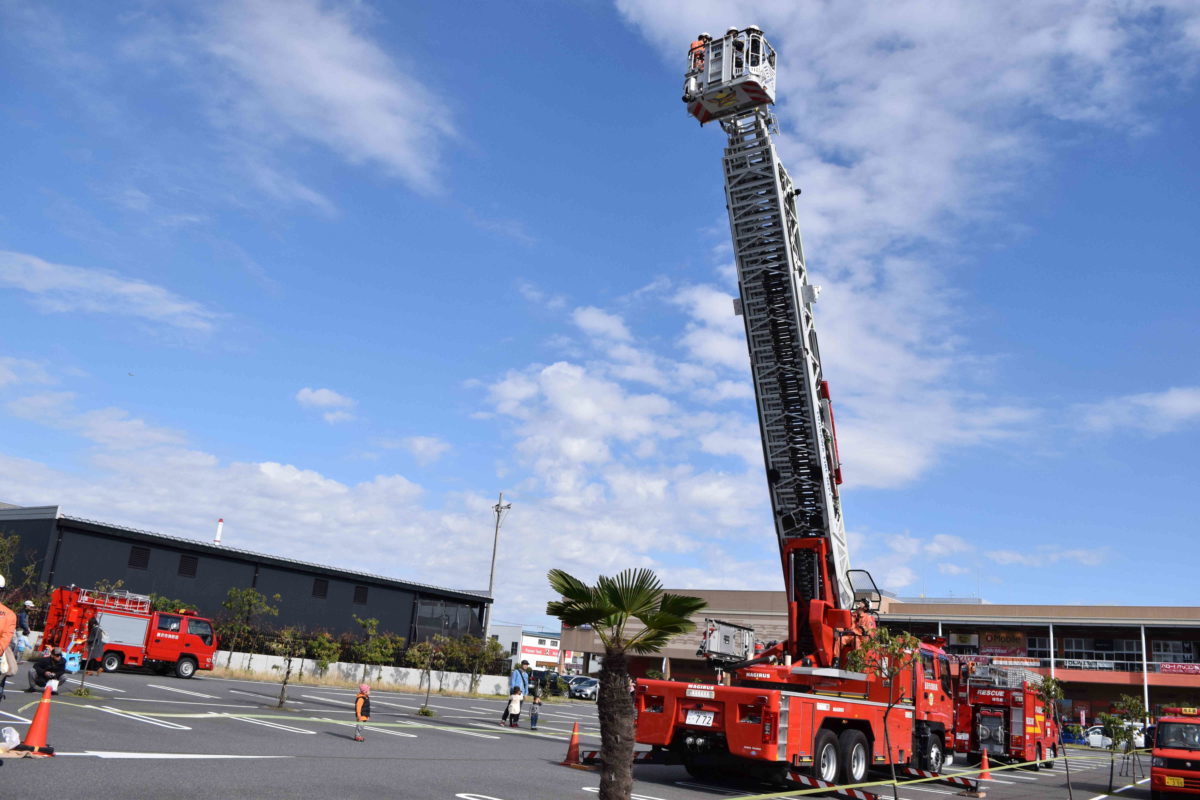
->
1165, 776, 1185, 787
685, 710, 715, 727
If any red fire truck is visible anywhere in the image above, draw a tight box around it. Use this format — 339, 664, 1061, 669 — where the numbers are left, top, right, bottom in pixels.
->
634, 28, 955, 785
953, 662, 1058, 768
1151, 707, 1200, 798
41, 585, 218, 678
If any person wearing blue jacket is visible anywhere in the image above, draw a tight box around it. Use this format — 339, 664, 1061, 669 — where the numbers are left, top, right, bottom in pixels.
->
500, 660, 530, 725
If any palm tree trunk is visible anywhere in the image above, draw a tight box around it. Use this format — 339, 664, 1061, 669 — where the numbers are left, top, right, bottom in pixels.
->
598, 650, 635, 800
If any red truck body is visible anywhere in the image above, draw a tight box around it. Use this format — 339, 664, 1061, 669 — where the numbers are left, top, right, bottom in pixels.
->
635, 636, 957, 783
1151, 707, 1200, 798
953, 672, 1057, 766
42, 586, 218, 679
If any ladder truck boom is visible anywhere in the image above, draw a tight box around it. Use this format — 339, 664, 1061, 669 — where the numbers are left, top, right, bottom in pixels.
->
635, 29, 957, 785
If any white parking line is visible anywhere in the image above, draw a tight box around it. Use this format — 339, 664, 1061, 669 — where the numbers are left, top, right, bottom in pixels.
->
64, 677, 125, 692
147, 683, 217, 699
119, 699, 256, 708
228, 688, 280, 701
315, 717, 418, 738
214, 714, 316, 735
0, 709, 32, 724
673, 781, 742, 795
57, 751, 292, 759
90, 705, 191, 730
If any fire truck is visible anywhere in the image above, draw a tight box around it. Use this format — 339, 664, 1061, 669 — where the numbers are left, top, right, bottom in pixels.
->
953, 662, 1058, 768
1151, 707, 1200, 798
634, 27, 956, 785
41, 585, 218, 678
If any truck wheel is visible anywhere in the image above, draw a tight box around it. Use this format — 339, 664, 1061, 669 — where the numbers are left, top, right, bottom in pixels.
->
926, 735, 945, 773
838, 729, 869, 784
1043, 743, 1056, 768
174, 658, 197, 679
813, 729, 840, 783
101, 652, 123, 673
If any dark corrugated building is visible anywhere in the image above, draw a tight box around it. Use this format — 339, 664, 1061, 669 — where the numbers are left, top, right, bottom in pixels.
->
0, 505, 489, 642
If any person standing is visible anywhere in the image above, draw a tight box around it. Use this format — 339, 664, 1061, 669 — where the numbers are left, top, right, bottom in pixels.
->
529, 694, 541, 731
353, 683, 370, 742
0, 575, 17, 700
501, 659, 531, 725
85, 620, 107, 674
16, 600, 33, 637
505, 687, 523, 728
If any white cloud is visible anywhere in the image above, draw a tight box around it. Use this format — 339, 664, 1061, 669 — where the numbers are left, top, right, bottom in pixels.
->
200, 0, 455, 194
401, 436, 451, 466
986, 547, 1107, 568
295, 386, 357, 424
572, 306, 633, 342
517, 280, 567, 311
1075, 387, 1200, 435
0, 250, 218, 333
613, 3, 1200, 489
0, 357, 53, 389
7, 392, 186, 450
938, 562, 971, 576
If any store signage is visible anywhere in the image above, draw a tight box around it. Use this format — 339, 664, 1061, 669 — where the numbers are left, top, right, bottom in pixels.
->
521, 646, 559, 657
1063, 659, 1114, 670
980, 631, 1027, 656
949, 634, 979, 647
992, 657, 1040, 667
1159, 663, 1200, 675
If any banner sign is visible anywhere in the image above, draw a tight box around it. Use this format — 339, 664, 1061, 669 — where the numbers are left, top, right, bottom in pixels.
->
1159, 662, 1200, 675
521, 646, 559, 657
948, 634, 979, 647
992, 657, 1040, 667
980, 631, 1027, 656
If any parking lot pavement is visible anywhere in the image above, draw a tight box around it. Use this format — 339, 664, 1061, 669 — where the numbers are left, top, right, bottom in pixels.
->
0, 673, 1155, 800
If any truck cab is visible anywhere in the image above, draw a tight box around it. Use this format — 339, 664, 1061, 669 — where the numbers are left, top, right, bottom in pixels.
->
1152, 707, 1200, 798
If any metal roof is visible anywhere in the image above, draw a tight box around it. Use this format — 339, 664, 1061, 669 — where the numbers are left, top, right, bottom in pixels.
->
46, 509, 491, 604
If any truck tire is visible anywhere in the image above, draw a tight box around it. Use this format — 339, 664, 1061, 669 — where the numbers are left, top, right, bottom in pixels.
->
838, 729, 869, 784
101, 652, 123, 673
813, 729, 840, 783
1043, 743, 1056, 768
174, 657, 197, 679
925, 735, 945, 773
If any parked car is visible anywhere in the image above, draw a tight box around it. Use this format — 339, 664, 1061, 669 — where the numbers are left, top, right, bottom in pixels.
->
530, 669, 565, 696
565, 675, 593, 689
1086, 724, 1144, 749
1061, 724, 1087, 745
570, 677, 599, 700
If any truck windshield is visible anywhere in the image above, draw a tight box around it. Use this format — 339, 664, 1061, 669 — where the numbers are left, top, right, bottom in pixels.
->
1158, 722, 1200, 750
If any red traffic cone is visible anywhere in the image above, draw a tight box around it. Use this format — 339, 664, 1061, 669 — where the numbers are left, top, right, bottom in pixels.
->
979, 749, 991, 780
14, 686, 55, 756
561, 721, 581, 765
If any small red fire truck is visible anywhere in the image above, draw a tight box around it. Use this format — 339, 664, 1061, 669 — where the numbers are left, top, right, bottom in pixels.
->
1151, 707, 1200, 798
41, 585, 218, 678
953, 662, 1057, 768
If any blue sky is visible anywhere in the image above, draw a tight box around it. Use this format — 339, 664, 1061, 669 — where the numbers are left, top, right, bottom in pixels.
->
2, 1, 1198, 629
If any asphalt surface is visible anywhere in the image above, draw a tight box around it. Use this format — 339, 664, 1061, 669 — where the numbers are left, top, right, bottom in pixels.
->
0, 670, 1154, 800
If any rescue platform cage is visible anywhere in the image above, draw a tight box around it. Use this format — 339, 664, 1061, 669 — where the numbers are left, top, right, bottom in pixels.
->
685, 27, 777, 123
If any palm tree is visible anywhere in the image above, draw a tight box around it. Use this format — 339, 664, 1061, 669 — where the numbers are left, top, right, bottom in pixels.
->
547, 568, 707, 800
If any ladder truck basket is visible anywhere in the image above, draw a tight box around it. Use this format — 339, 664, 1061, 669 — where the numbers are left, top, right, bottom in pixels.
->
77, 587, 152, 614
697, 618, 755, 663
685, 27, 777, 125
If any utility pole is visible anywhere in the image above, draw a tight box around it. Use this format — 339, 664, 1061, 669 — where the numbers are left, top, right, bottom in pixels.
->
482, 492, 511, 639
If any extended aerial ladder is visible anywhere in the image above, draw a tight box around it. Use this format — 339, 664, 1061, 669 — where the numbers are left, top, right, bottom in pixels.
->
688, 26, 872, 669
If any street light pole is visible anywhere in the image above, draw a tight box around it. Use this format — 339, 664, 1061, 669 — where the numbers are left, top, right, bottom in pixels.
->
482, 492, 511, 639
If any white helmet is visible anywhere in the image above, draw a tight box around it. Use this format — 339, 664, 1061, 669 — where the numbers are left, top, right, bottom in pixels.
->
0, 574, 5, 589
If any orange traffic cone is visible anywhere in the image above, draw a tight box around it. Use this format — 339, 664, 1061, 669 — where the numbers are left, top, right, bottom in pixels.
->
561, 721, 581, 765
979, 749, 991, 780
14, 686, 55, 756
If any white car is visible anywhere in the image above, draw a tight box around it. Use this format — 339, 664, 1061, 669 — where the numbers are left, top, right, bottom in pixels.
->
1086, 724, 1144, 748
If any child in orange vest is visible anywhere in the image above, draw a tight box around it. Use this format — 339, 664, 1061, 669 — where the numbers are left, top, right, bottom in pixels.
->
354, 684, 370, 742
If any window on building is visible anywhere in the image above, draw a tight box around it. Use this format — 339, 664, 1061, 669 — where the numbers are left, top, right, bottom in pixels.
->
178, 554, 198, 578
490, 634, 499, 642
353, 585, 368, 605
551, 640, 558, 647
1154, 640, 1195, 664
312, 578, 329, 599
128, 545, 150, 570
538, 638, 546, 645
1027, 637, 1050, 659
510, 641, 518, 656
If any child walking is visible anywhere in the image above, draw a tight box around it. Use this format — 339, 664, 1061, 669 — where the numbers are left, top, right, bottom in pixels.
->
354, 683, 370, 742
504, 686, 523, 728
529, 694, 542, 730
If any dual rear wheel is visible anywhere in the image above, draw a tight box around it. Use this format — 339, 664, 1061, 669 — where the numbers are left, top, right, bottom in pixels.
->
812, 729, 870, 785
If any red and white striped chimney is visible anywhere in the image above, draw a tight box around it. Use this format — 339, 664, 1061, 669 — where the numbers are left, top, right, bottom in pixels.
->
214, 518, 224, 545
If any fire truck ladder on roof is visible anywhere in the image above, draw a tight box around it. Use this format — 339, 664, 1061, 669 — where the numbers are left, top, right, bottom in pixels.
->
78, 587, 152, 614
721, 108, 852, 617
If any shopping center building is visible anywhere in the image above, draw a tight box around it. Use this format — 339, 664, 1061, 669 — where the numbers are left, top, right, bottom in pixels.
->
560, 590, 1200, 721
